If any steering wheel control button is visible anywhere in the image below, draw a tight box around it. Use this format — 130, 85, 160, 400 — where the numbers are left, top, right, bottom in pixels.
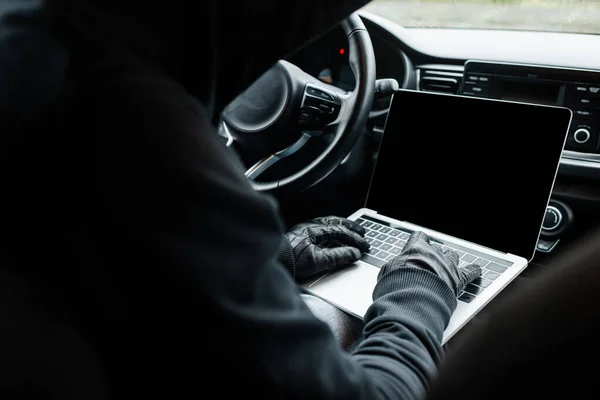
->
542, 206, 563, 231
299, 108, 323, 125
573, 128, 591, 144
319, 104, 334, 114
306, 85, 335, 102
300, 84, 341, 127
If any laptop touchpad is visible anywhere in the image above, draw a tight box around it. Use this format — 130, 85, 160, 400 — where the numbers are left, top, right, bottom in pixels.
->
304, 262, 378, 318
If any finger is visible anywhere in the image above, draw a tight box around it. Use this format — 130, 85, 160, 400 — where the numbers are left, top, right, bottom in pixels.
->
322, 225, 370, 252
311, 245, 362, 271
313, 216, 366, 235
404, 231, 431, 250
442, 248, 460, 266
459, 263, 482, 286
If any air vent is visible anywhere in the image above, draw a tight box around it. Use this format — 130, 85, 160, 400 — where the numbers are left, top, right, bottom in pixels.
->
418, 69, 463, 94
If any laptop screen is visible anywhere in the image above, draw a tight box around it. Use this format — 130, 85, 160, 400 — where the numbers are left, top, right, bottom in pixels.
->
366, 89, 572, 260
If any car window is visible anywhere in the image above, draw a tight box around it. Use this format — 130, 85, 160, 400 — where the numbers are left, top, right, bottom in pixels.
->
363, 0, 600, 35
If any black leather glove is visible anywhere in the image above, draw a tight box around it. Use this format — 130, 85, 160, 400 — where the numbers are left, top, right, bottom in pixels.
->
379, 231, 481, 297
277, 216, 370, 280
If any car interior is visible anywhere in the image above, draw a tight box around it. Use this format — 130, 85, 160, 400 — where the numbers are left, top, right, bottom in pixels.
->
2, 0, 600, 393
220, 2, 600, 345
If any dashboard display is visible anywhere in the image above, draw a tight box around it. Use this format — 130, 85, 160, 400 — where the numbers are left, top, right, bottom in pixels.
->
287, 27, 356, 91
499, 80, 561, 106
318, 68, 334, 84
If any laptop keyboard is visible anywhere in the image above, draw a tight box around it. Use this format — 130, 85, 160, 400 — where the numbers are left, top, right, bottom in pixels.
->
355, 217, 510, 304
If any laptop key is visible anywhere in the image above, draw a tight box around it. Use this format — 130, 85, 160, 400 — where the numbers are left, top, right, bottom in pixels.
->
361, 220, 372, 228
356, 218, 366, 225
366, 231, 378, 238
376, 233, 388, 241
473, 258, 489, 268
389, 246, 402, 255
377, 251, 391, 260
399, 232, 410, 240
371, 224, 383, 231
368, 248, 380, 257
365, 237, 374, 244
384, 237, 398, 245
379, 227, 391, 234
483, 271, 500, 281
458, 292, 476, 303
461, 254, 477, 263
371, 240, 383, 248
389, 230, 400, 237
380, 243, 393, 251
453, 249, 465, 258
464, 283, 485, 296
486, 262, 508, 274
472, 277, 493, 288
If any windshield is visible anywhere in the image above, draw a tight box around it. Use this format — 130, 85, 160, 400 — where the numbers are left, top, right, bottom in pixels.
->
363, 0, 600, 35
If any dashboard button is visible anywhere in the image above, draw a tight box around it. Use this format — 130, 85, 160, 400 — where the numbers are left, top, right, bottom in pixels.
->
464, 73, 492, 83
573, 96, 600, 107
574, 128, 591, 144
462, 82, 490, 97
470, 85, 489, 95
537, 238, 559, 253
573, 108, 598, 119
565, 121, 598, 152
574, 85, 600, 95
578, 98, 593, 105
542, 206, 562, 231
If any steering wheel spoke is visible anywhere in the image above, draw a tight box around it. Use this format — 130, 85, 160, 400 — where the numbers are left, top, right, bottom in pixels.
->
245, 131, 323, 181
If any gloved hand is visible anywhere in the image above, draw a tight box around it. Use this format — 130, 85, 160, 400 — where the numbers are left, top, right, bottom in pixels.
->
379, 231, 481, 297
277, 216, 370, 280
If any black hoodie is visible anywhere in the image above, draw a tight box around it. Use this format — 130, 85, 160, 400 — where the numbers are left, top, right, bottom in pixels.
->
0, 1, 456, 399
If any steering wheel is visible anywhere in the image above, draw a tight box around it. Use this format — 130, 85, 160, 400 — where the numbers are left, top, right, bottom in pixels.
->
221, 13, 376, 196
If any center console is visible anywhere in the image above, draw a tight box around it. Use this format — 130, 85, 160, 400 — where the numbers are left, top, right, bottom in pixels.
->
459, 60, 600, 154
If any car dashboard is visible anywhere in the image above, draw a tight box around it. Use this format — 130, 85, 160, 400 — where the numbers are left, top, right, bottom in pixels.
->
288, 28, 357, 91
285, 11, 600, 265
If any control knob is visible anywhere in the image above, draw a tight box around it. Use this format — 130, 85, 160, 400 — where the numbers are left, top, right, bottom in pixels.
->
542, 205, 563, 232
573, 128, 591, 144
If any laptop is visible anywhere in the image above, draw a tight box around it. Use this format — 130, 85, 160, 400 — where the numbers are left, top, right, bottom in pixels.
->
301, 89, 573, 344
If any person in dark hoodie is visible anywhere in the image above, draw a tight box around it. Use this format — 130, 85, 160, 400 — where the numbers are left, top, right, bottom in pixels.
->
0, 0, 482, 398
